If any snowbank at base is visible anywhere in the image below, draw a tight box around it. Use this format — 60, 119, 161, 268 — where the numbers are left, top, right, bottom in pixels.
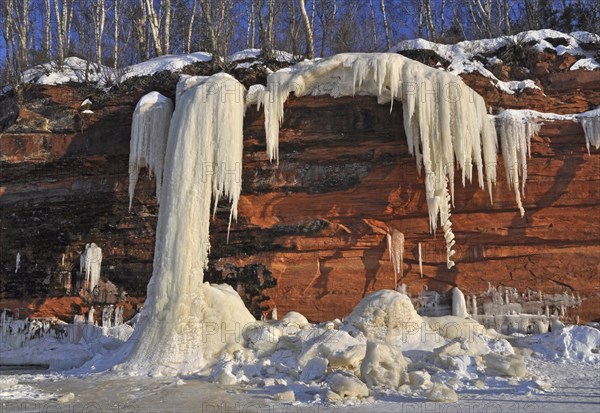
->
530, 325, 600, 364
0, 323, 134, 371
390, 30, 600, 94
205, 290, 540, 403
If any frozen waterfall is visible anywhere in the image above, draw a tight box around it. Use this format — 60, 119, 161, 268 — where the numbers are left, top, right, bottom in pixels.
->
120, 73, 254, 376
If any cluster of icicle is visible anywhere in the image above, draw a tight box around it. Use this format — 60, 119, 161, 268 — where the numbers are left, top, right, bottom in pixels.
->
258, 53, 499, 268
128, 91, 174, 211
496, 110, 541, 217
122, 73, 246, 375
578, 108, 600, 154
124, 54, 599, 376
80, 243, 102, 292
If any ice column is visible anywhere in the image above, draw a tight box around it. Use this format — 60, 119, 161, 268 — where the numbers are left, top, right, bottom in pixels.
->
120, 74, 255, 376
452, 287, 468, 318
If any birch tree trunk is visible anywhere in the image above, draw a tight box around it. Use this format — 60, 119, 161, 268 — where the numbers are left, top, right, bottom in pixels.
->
380, 0, 390, 50
298, 0, 314, 58
369, 0, 378, 50
113, 0, 120, 67
44, 0, 52, 58
91, 0, 106, 65
186, 0, 197, 54
163, 0, 171, 54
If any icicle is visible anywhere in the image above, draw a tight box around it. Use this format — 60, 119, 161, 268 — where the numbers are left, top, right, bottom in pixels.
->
15, 252, 20, 273
61, 253, 65, 267
128, 91, 174, 211
386, 228, 404, 287
418, 243, 423, 278
114, 306, 123, 326
577, 108, 600, 154
263, 53, 497, 268
496, 110, 541, 217
81, 243, 102, 292
102, 306, 113, 328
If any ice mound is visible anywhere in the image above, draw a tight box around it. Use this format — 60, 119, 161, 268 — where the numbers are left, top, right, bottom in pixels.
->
343, 290, 445, 351
204, 290, 526, 403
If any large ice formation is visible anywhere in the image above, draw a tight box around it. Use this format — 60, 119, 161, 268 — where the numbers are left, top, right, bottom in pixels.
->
122, 53, 598, 382
261, 53, 499, 268
121, 73, 252, 376
128, 91, 173, 210
80, 243, 102, 292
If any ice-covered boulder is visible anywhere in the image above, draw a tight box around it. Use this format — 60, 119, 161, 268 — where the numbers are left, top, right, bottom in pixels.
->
360, 341, 408, 389
425, 382, 458, 402
328, 372, 369, 399
483, 352, 527, 377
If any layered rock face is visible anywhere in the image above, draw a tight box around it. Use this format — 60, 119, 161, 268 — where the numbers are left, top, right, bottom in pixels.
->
1, 52, 599, 323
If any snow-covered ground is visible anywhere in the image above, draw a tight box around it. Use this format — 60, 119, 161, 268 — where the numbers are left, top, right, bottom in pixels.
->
2, 292, 599, 411
1, 334, 599, 412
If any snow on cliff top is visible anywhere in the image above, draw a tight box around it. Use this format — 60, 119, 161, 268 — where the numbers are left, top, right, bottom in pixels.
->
390, 29, 599, 94
118, 52, 212, 82
22, 56, 116, 86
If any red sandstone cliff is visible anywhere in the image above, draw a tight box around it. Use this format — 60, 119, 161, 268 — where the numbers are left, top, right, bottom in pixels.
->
1, 50, 598, 323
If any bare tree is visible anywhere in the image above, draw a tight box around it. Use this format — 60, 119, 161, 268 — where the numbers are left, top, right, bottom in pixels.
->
369, 0, 378, 50
113, 0, 120, 67
186, 0, 198, 53
90, 0, 106, 64
53, 0, 72, 65
298, 0, 314, 58
12, 0, 30, 68
198, 0, 236, 64
315, 0, 337, 57
257, 0, 276, 59
44, 0, 52, 58
380, 0, 390, 49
